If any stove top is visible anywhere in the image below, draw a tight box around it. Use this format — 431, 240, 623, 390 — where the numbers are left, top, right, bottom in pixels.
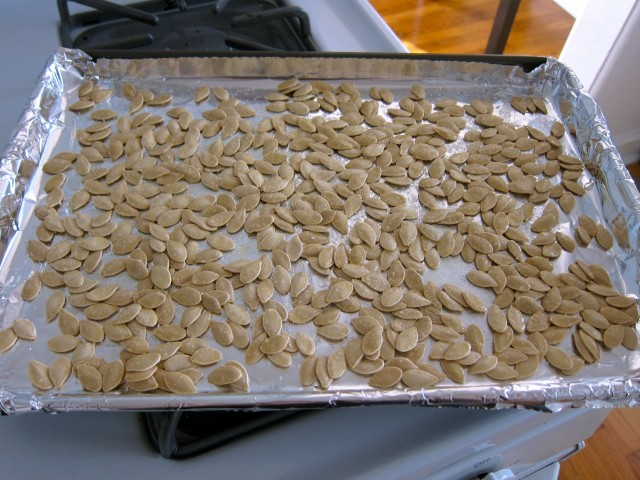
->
58, 0, 317, 53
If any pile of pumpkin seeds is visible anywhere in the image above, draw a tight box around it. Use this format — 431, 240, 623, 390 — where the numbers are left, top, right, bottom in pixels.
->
2, 72, 638, 397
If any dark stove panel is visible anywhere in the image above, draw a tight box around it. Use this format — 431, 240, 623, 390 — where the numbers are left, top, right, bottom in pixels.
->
144, 410, 305, 458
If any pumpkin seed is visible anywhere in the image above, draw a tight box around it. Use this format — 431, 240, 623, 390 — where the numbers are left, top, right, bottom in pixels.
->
49, 357, 72, 390
441, 361, 465, 384
0, 328, 18, 353
485, 362, 517, 380
317, 323, 349, 341
11, 317, 36, 341
207, 364, 243, 386
595, 224, 614, 250
77, 364, 103, 392
326, 280, 353, 303
45, 291, 66, 322
546, 346, 573, 370
299, 355, 318, 386
126, 353, 161, 372
191, 347, 223, 366
21, 272, 42, 301
28, 360, 53, 390
165, 371, 198, 394
369, 366, 402, 388
102, 360, 125, 392
467, 270, 497, 288
395, 327, 419, 352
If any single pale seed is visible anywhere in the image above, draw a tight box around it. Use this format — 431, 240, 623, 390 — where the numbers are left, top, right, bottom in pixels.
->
79, 320, 104, 343
395, 327, 419, 352
514, 355, 540, 379
260, 334, 289, 355
0, 328, 18, 353
595, 224, 614, 250
28, 360, 53, 390
85, 303, 118, 321
77, 364, 103, 392
351, 358, 385, 375
208, 364, 243, 386
191, 347, 223, 366
462, 291, 486, 313
194, 85, 210, 104
299, 355, 318, 387
487, 304, 508, 333
45, 291, 66, 322
441, 361, 465, 384
294, 332, 315, 356
485, 362, 518, 380
511, 338, 539, 356
210, 321, 234, 346
22, 272, 42, 301
86, 284, 119, 302
603, 325, 625, 349
126, 353, 161, 372
27, 240, 49, 262
380, 287, 404, 308
165, 371, 197, 394
327, 349, 347, 379
154, 324, 186, 342
122, 336, 150, 354
150, 266, 172, 289
102, 360, 125, 392
546, 346, 573, 370
262, 308, 282, 337
444, 341, 472, 361
127, 376, 159, 392
12, 318, 37, 340
467, 270, 497, 288
326, 280, 353, 303
289, 305, 321, 324
402, 369, 439, 389
623, 327, 639, 350
225, 304, 250, 325
369, 366, 403, 388
317, 323, 349, 341
172, 287, 202, 307
47, 334, 81, 353
49, 357, 72, 390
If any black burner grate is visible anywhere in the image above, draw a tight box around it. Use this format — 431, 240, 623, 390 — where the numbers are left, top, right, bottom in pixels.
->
57, 0, 316, 54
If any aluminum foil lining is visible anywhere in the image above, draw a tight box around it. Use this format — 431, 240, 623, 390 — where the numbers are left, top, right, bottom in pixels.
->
0, 48, 638, 414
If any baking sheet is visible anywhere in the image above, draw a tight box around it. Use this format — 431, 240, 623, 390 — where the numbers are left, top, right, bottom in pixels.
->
0, 48, 638, 414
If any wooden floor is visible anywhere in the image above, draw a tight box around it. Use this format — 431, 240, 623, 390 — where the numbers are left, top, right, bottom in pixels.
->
559, 409, 640, 480
369, 2, 640, 479
370, 0, 574, 57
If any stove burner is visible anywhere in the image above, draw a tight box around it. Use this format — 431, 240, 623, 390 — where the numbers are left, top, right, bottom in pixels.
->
143, 410, 305, 458
57, 0, 316, 54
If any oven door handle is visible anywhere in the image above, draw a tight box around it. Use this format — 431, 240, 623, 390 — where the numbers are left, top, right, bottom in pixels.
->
479, 469, 517, 480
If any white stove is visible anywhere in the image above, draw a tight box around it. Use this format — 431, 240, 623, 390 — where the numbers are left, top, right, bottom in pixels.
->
0, 1, 609, 478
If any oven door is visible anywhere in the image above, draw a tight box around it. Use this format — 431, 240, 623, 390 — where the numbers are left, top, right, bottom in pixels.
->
0, 407, 607, 479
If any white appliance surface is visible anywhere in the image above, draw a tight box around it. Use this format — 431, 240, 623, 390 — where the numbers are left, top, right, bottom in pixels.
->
0, 2, 607, 479
0, 407, 607, 479
289, 0, 408, 53
0, 0, 60, 151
